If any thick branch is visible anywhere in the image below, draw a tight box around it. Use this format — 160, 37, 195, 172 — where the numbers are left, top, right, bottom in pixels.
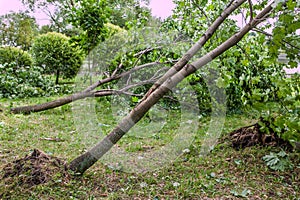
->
10, 62, 161, 114
10, 91, 94, 114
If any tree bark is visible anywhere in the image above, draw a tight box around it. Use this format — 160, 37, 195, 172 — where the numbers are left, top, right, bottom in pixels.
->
69, 1, 275, 174
11, 91, 94, 114
55, 70, 60, 85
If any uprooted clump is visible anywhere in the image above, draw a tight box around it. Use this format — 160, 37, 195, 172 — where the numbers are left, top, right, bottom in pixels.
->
230, 123, 292, 150
2, 149, 70, 188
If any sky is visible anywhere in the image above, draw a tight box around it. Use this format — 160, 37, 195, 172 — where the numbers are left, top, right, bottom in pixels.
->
149, 0, 175, 19
0, 0, 176, 25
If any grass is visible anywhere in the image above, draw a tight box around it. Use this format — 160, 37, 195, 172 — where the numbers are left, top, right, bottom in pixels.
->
0, 97, 299, 199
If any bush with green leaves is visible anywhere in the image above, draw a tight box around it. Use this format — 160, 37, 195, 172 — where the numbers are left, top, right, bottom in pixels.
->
254, 73, 300, 146
0, 62, 73, 99
0, 46, 33, 68
31, 32, 83, 84
105, 23, 126, 37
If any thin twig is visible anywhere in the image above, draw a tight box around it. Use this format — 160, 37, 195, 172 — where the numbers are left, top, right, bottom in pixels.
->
133, 47, 162, 57
248, 0, 253, 22
111, 63, 123, 77
191, 0, 211, 24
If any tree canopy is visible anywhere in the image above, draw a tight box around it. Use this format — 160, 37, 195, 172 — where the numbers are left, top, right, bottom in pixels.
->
0, 12, 38, 50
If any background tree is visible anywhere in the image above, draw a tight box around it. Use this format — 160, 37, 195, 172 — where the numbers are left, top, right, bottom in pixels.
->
106, 0, 151, 28
0, 12, 38, 50
31, 32, 83, 84
66, 0, 110, 54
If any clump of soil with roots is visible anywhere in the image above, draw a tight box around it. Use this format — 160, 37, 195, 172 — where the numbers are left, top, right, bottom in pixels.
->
1, 149, 70, 189
230, 122, 292, 150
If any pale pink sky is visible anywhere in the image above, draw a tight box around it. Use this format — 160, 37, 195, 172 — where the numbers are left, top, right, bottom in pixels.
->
0, 0, 175, 25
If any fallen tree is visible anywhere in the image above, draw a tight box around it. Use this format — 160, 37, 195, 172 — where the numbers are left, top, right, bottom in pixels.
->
68, 0, 277, 174
10, 0, 246, 114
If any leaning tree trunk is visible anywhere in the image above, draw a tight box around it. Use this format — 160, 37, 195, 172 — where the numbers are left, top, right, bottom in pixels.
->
69, 1, 275, 174
10, 0, 246, 115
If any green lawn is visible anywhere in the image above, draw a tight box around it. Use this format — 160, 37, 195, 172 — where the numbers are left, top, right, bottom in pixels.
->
0, 97, 299, 199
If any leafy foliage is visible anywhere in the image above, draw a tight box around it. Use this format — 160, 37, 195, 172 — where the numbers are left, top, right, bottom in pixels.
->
246, 1, 300, 145
262, 150, 294, 171
255, 74, 300, 144
0, 63, 72, 98
0, 12, 38, 50
105, 23, 126, 37
31, 32, 83, 84
0, 46, 33, 68
217, 33, 285, 110
269, 0, 300, 68
66, 0, 110, 53
106, 0, 151, 29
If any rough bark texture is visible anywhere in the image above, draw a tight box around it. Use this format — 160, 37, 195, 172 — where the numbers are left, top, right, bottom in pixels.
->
69, 1, 275, 174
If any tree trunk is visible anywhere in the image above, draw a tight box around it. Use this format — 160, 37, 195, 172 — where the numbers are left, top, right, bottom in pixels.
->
55, 70, 60, 84
69, 1, 275, 174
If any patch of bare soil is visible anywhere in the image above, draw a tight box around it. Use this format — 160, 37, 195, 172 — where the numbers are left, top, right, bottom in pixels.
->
230, 123, 292, 150
2, 149, 70, 188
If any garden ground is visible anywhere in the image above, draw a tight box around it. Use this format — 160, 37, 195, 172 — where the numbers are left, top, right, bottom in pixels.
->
0, 97, 299, 199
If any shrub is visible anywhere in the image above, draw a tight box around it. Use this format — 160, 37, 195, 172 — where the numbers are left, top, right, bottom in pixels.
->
105, 23, 125, 37
0, 46, 33, 67
31, 32, 83, 84
0, 62, 73, 98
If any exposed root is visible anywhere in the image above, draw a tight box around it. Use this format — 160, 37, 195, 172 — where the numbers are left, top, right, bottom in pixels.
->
2, 149, 70, 188
230, 123, 292, 150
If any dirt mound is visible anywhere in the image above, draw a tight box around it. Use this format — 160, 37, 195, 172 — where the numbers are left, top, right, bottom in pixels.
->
230, 123, 292, 149
2, 149, 70, 188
